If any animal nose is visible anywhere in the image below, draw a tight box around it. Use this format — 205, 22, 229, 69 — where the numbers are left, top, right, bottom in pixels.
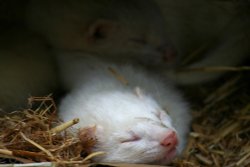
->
160, 130, 178, 148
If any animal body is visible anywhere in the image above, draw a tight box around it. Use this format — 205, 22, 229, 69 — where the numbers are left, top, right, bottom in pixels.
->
58, 54, 191, 164
0, 29, 58, 112
27, 0, 249, 84
26, 0, 176, 67
155, 0, 250, 84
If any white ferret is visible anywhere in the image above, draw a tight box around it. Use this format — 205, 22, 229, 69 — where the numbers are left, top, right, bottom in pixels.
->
0, 29, 58, 112
58, 54, 191, 164
27, 0, 249, 84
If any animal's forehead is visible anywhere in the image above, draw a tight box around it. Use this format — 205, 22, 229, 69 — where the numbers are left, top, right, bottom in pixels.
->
98, 91, 160, 113
106, 117, 172, 141
107, 110, 167, 132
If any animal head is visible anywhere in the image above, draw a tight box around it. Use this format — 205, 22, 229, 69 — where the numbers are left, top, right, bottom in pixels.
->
28, 0, 177, 66
68, 89, 180, 164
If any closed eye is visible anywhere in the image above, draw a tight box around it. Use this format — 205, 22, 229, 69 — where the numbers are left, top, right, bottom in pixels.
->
135, 117, 162, 126
120, 131, 141, 143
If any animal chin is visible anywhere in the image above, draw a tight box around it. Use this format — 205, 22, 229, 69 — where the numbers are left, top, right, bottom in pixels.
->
154, 147, 177, 165
152, 147, 177, 165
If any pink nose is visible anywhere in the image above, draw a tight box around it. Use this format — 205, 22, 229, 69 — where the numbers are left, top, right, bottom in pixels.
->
161, 131, 178, 148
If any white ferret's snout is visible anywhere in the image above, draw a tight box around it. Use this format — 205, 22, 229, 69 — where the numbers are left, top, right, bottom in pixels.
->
160, 130, 178, 149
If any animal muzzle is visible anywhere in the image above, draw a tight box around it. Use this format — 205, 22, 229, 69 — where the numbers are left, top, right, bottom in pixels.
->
160, 130, 178, 149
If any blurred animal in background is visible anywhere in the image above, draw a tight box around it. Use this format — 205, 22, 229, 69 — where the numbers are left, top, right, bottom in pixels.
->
155, 0, 250, 84
2, 0, 248, 84
27, 0, 176, 67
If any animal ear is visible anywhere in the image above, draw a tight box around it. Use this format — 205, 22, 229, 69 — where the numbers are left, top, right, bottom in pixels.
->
78, 125, 104, 142
85, 19, 119, 43
78, 125, 104, 156
78, 125, 97, 146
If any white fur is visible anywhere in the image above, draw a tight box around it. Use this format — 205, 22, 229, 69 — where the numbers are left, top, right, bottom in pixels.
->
58, 54, 191, 164
26, 0, 176, 67
27, 0, 249, 84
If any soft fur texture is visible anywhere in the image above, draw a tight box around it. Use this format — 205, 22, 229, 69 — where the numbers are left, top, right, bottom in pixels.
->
27, 0, 249, 84
0, 29, 58, 112
27, 0, 176, 67
58, 54, 191, 164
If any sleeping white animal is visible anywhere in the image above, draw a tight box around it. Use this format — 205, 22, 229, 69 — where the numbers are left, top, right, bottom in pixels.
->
58, 54, 191, 164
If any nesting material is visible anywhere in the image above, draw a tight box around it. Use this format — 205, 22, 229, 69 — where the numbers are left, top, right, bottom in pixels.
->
171, 67, 250, 167
0, 67, 250, 167
0, 96, 104, 166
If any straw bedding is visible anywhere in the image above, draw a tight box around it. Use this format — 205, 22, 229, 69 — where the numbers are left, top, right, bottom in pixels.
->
0, 96, 103, 166
173, 66, 250, 167
0, 63, 249, 167
0, 1, 249, 166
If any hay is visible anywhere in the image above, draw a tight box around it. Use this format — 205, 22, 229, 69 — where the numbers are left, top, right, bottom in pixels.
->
0, 95, 104, 166
171, 68, 250, 167
0, 67, 249, 167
